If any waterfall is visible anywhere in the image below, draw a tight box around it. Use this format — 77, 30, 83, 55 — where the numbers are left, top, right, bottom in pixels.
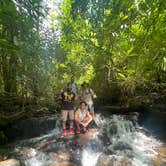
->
81, 149, 101, 166
80, 114, 162, 166
11, 114, 163, 166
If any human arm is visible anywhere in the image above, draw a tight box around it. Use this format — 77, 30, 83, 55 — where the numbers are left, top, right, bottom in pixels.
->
81, 111, 92, 127
90, 89, 97, 99
75, 110, 82, 124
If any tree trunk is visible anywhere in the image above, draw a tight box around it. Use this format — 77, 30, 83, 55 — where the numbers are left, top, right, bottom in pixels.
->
1, 49, 17, 95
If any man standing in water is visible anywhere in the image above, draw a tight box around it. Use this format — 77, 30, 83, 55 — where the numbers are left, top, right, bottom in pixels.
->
61, 82, 75, 136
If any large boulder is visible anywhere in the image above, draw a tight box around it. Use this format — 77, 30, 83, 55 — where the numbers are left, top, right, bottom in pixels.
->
4, 116, 56, 141
49, 151, 76, 166
153, 146, 166, 166
96, 154, 114, 166
0, 159, 20, 166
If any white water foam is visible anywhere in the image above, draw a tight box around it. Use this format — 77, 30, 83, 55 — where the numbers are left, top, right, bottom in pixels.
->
81, 148, 101, 166
24, 148, 47, 166
92, 114, 163, 166
14, 114, 163, 166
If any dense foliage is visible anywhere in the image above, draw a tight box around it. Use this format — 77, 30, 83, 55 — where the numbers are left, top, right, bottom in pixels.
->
0, 0, 61, 110
0, 0, 166, 117
58, 0, 166, 105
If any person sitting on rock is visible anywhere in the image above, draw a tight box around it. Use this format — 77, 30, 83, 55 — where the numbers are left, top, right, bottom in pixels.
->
75, 101, 92, 134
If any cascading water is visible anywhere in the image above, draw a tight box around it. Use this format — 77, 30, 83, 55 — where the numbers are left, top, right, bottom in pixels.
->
94, 114, 162, 166
8, 113, 165, 166
81, 149, 101, 166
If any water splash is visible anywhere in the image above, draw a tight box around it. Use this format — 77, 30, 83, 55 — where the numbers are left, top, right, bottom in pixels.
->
23, 148, 48, 166
81, 148, 101, 166
95, 114, 162, 166
12, 113, 164, 166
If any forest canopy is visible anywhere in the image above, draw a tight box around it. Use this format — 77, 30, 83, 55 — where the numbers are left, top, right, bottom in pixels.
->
0, 0, 166, 111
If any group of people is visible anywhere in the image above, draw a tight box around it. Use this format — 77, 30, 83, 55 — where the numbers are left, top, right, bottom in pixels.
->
60, 76, 97, 136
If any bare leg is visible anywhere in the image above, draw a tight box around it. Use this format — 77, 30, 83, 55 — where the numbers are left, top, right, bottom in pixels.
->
70, 120, 74, 129
62, 121, 66, 129
83, 127, 87, 133
75, 121, 81, 130
75, 120, 81, 133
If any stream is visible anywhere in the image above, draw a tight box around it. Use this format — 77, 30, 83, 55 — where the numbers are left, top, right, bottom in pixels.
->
0, 109, 166, 166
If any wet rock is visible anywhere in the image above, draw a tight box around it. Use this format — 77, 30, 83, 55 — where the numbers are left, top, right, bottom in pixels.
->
49, 151, 76, 166
153, 146, 166, 166
108, 123, 118, 135
49, 151, 72, 163
18, 147, 39, 159
49, 161, 76, 166
56, 150, 72, 160
36, 140, 55, 151
4, 116, 56, 141
96, 154, 133, 166
0, 159, 20, 166
153, 157, 166, 166
73, 130, 96, 145
126, 112, 139, 126
118, 158, 133, 166
113, 142, 133, 151
128, 112, 139, 117
19, 147, 31, 156
154, 146, 166, 158
96, 154, 114, 166
0, 155, 8, 161
57, 161, 76, 166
